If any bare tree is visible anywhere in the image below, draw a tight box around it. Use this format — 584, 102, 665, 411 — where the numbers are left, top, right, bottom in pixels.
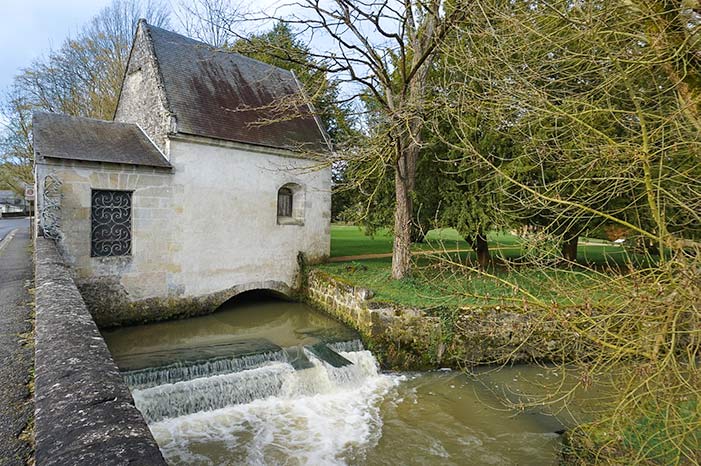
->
245, 1, 466, 279
0, 0, 170, 188
175, 0, 242, 47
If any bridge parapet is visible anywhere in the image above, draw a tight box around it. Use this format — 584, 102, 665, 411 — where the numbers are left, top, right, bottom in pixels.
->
34, 237, 166, 465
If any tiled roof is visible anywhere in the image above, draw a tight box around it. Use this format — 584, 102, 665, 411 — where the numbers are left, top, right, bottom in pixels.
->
145, 23, 329, 152
33, 112, 172, 168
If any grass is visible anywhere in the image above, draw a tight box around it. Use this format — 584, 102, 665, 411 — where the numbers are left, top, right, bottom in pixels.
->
330, 224, 642, 266
330, 225, 523, 257
316, 257, 607, 309
329, 225, 397, 257
319, 224, 644, 310
621, 399, 700, 464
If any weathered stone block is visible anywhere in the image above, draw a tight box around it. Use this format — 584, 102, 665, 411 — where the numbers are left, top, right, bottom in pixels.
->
34, 238, 166, 465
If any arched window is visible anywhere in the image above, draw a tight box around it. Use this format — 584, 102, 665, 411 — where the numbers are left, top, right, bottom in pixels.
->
277, 183, 305, 226
277, 187, 293, 217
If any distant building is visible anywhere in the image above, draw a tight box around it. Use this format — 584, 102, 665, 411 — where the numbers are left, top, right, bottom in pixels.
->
33, 21, 331, 326
0, 190, 29, 215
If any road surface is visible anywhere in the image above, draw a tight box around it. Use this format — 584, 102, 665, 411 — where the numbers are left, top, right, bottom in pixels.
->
0, 218, 29, 243
0, 222, 33, 465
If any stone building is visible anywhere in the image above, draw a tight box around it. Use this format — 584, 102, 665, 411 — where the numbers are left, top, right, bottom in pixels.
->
33, 20, 331, 326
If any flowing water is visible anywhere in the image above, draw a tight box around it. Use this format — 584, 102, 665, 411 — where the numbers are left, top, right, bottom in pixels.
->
103, 293, 574, 465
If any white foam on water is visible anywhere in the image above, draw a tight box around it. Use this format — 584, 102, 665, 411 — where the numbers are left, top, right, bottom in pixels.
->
133, 362, 296, 422
145, 350, 402, 465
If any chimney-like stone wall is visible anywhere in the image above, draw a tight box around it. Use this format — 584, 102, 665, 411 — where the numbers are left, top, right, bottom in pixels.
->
114, 21, 172, 156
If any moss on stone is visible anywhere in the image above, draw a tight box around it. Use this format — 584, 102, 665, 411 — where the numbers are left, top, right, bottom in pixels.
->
304, 268, 590, 371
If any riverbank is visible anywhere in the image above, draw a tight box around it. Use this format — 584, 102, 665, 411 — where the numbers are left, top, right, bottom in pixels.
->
305, 227, 700, 464
305, 225, 651, 369
303, 268, 591, 370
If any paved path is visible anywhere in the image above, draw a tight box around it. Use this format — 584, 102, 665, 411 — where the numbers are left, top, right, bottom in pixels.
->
0, 224, 33, 466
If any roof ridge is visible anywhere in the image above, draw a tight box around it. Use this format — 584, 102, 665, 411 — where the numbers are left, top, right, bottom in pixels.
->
34, 111, 137, 128
142, 21, 295, 78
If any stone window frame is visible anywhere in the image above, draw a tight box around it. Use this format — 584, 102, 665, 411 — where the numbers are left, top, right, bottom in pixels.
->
90, 188, 134, 257
276, 182, 304, 226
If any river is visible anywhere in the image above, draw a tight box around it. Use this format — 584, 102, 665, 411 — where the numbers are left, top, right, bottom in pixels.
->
102, 294, 573, 465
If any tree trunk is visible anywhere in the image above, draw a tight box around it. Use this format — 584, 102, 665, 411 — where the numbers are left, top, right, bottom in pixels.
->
467, 231, 490, 270
392, 166, 413, 279
475, 233, 490, 270
389, 32, 427, 279
561, 235, 579, 262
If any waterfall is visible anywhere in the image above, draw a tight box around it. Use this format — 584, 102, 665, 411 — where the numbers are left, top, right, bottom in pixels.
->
125, 339, 399, 465
133, 362, 295, 422
328, 339, 365, 353
145, 347, 399, 466
124, 350, 287, 389
128, 340, 380, 422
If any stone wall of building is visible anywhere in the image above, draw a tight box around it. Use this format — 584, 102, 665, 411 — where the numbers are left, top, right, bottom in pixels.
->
114, 20, 172, 154
35, 159, 178, 325
165, 136, 331, 301
305, 269, 586, 370
34, 237, 166, 465
34, 136, 331, 327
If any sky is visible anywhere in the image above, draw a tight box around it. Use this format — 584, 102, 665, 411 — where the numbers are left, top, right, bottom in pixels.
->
0, 0, 114, 92
0, 0, 377, 117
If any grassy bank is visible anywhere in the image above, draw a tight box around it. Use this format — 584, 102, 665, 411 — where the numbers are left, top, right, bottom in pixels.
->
322, 225, 637, 310
316, 257, 611, 309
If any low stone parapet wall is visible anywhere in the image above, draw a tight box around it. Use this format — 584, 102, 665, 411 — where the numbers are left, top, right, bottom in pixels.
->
305, 269, 585, 370
34, 237, 165, 465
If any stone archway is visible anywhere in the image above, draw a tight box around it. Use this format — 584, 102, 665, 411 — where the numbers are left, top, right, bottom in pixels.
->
211, 280, 293, 310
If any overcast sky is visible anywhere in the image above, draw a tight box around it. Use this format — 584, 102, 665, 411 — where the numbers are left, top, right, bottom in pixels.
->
0, 0, 370, 111
0, 0, 114, 92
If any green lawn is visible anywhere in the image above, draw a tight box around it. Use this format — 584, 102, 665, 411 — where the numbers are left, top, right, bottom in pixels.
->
316, 257, 609, 309
330, 225, 521, 257
330, 224, 635, 266
320, 224, 641, 310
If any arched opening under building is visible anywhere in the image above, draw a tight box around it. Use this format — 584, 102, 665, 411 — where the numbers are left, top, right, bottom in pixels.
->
102, 286, 359, 375
217, 288, 292, 309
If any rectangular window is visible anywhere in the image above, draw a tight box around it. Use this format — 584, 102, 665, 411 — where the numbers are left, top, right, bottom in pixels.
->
91, 190, 132, 257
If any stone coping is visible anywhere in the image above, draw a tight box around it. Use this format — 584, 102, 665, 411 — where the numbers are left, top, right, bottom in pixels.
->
34, 237, 165, 466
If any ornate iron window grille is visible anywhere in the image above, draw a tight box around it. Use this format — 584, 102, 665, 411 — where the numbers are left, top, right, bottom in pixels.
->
91, 190, 132, 257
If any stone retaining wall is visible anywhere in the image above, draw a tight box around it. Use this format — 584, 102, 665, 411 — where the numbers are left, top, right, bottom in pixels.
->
305, 269, 585, 370
34, 237, 165, 465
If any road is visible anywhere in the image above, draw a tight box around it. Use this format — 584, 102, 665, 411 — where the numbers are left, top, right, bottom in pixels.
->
0, 218, 29, 243
0, 222, 33, 465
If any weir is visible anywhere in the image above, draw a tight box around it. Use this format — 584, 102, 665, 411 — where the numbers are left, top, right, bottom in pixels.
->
103, 294, 567, 465
130, 341, 375, 423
